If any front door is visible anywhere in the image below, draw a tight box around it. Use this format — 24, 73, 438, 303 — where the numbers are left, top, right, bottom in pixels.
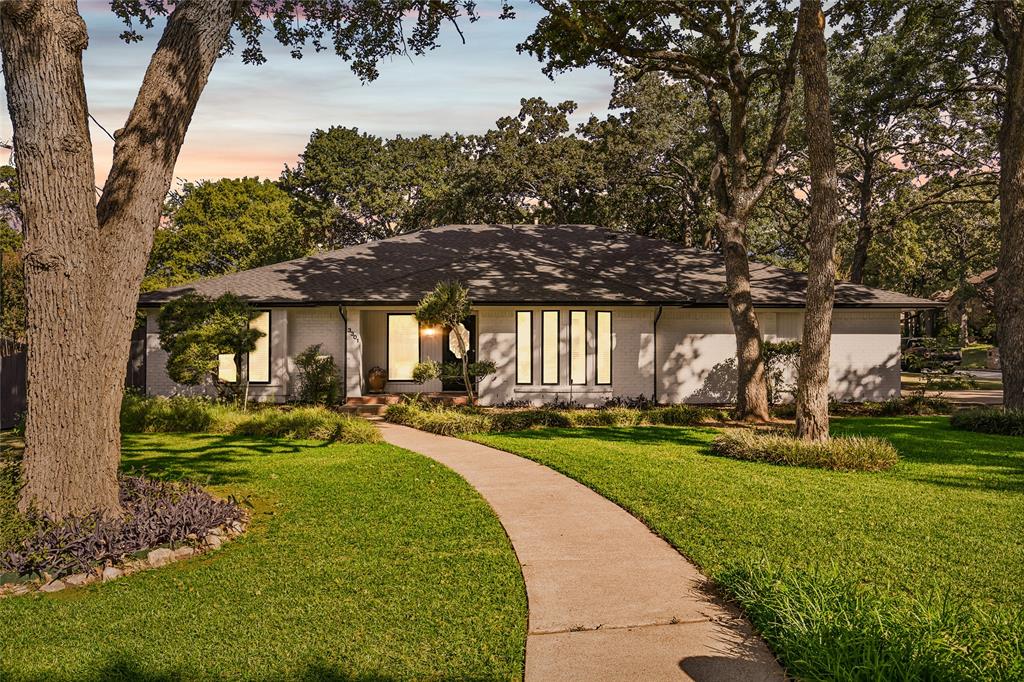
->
442, 316, 477, 392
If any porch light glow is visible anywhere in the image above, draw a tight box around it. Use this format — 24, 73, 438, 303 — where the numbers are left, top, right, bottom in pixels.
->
421, 326, 437, 336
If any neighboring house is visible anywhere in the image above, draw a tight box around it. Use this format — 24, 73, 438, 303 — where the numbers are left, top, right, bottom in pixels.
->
138, 224, 939, 405
933, 268, 999, 344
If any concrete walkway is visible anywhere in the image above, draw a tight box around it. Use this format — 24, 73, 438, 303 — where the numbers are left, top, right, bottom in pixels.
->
378, 423, 784, 681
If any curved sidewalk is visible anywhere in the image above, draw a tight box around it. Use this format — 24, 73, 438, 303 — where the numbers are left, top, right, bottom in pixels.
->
378, 422, 783, 681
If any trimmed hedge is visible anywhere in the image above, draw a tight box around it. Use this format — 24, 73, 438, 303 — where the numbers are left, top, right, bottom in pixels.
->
950, 408, 1024, 436
710, 429, 899, 472
121, 394, 380, 444
385, 402, 722, 436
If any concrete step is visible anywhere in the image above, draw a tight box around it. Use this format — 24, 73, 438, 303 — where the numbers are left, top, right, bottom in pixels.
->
345, 395, 402, 406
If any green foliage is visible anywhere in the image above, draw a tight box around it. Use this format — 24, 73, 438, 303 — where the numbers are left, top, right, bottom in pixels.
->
414, 281, 493, 402
951, 408, 1024, 437
0, 454, 25, 553
386, 403, 720, 435
145, 178, 308, 291
762, 340, 801, 406
472, 418, 1024, 678
157, 293, 263, 390
0, 433, 526, 678
412, 360, 497, 384
384, 403, 491, 437
294, 345, 341, 405
718, 559, 1024, 682
120, 394, 379, 444
0, 238, 24, 348
710, 430, 900, 472
231, 407, 380, 443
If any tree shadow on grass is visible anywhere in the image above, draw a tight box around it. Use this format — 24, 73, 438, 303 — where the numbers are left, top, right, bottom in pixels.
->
832, 417, 1024, 493
120, 434, 304, 486
0, 652, 480, 682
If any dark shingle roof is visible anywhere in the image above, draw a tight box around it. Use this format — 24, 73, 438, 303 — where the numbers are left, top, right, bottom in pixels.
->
138, 224, 940, 309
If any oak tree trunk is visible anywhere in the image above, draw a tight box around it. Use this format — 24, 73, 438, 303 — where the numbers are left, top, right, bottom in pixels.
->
719, 215, 771, 421
849, 159, 874, 284
794, 0, 840, 441
995, 5, 1024, 410
0, 0, 234, 519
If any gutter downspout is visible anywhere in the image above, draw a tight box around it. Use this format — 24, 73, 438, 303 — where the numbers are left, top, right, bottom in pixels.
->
653, 305, 663, 404
338, 304, 348, 403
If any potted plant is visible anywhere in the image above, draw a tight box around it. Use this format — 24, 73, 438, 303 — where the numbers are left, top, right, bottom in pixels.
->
367, 366, 387, 393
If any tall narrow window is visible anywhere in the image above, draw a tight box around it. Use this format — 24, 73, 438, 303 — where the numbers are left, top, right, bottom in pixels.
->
596, 311, 612, 385
542, 310, 560, 385
516, 311, 532, 384
387, 313, 419, 381
570, 310, 587, 385
247, 311, 271, 383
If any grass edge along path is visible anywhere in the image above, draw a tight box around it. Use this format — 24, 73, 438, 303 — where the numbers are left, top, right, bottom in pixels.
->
470, 417, 1024, 681
0, 433, 527, 681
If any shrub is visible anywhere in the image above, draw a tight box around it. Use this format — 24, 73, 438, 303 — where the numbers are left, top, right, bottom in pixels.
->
120, 394, 379, 443
710, 430, 899, 472
294, 344, 341, 404
601, 394, 655, 409
568, 408, 641, 427
120, 393, 218, 433
384, 403, 490, 436
645, 404, 717, 426
950, 408, 1024, 436
1, 474, 244, 579
231, 407, 381, 443
489, 409, 571, 432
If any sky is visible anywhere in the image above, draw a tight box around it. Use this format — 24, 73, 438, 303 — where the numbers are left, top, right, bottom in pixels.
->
0, 2, 614, 187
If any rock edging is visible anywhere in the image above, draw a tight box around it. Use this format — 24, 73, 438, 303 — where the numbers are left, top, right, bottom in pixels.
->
0, 515, 248, 598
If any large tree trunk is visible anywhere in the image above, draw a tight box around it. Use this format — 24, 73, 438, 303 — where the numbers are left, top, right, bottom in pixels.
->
719, 215, 771, 421
0, 0, 234, 519
849, 155, 873, 284
994, 5, 1024, 410
794, 0, 840, 441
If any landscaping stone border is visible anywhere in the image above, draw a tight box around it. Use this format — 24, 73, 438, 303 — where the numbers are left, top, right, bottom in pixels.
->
0, 513, 249, 598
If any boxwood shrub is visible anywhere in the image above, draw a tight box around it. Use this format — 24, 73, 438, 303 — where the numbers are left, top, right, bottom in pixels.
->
950, 408, 1024, 436
710, 429, 899, 472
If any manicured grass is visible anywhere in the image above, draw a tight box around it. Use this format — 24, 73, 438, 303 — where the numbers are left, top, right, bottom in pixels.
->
0, 433, 526, 680
471, 418, 1024, 680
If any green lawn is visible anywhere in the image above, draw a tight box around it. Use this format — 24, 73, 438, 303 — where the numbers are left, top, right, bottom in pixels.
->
0, 433, 526, 681
961, 343, 994, 369
472, 418, 1024, 680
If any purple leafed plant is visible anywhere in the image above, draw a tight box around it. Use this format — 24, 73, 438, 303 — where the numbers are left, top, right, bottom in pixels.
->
2, 475, 243, 579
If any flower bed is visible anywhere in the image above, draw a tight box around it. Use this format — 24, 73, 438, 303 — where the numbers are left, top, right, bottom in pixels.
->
1, 474, 246, 597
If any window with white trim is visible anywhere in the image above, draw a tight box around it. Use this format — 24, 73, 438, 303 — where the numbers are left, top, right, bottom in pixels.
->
387, 313, 420, 381
542, 310, 560, 385
596, 311, 612, 385
570, 310, 587, 385
516, 311, 533, 384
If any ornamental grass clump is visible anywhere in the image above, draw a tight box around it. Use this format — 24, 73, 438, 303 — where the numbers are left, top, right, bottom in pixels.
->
711, 430, 899, 472
120, 395, 380, 443
950, 408, 1024, 436
1, 474, 243, 580
383, 403, 490, 436
231, 407, 381, 443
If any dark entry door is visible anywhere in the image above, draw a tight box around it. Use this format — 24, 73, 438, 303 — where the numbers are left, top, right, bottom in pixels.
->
441, 316, 476, 392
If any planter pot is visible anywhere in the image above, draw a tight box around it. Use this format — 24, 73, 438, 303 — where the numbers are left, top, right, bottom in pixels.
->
367, 367, 387, 393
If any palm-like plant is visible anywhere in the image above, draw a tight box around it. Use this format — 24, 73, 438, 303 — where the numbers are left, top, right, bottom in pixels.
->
415, 280, 476, 403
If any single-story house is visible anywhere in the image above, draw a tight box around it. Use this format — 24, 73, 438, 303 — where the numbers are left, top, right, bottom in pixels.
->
138, 223, 939, 406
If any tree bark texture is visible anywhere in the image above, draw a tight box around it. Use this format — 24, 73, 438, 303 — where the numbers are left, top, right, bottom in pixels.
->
994, 4, 1024, 410
849, 154, 874, 284
794, 0, 840, 441
0, 0, 234, 519
719, 215, 771, 420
